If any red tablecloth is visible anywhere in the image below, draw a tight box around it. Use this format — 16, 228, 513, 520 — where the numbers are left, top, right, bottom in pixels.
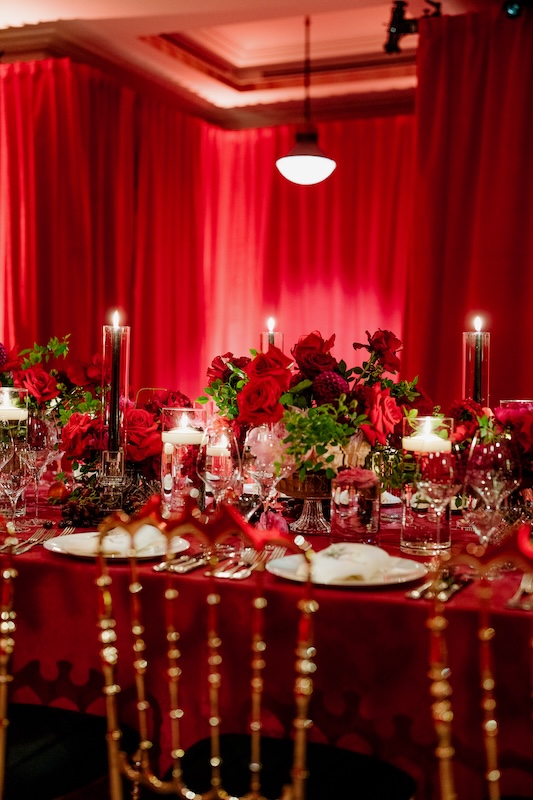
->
8, 524, 533, 800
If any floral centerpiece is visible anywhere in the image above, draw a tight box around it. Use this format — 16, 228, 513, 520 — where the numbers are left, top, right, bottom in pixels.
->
199, 329, 429, 485
0, 335, 191, 525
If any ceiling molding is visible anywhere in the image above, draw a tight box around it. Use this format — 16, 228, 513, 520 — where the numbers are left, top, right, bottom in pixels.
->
0, 19, 416, 129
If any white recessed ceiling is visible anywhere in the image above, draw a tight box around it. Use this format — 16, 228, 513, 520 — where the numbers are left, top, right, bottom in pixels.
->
0, 0, 496, 128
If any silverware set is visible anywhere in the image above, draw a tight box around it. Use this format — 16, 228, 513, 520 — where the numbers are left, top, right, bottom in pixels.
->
153, 545, 286, 580
405, 568, 472, 602
0, 524, 75, 555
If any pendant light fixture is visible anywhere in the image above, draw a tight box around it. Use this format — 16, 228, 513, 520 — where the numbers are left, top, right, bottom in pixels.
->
276, 16, 337, 186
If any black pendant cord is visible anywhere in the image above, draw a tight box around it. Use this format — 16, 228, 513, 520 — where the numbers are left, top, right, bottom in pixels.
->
303, 16, 311, 128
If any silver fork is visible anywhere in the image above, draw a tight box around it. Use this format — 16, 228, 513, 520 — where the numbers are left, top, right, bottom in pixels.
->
13, 527, 55, 554
226, 545, 287, 581
506, 573, 533, 609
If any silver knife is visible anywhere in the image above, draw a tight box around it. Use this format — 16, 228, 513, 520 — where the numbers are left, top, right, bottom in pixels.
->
436, 576, 472, 602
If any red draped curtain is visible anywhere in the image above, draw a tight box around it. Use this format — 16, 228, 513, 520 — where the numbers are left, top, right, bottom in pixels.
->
402, 8, 533, 410
0, 57, 416, 400
0, 59, 137, 358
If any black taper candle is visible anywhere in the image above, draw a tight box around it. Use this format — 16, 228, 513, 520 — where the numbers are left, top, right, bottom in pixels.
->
109, 325, 121, 452
473, 331, 482, 404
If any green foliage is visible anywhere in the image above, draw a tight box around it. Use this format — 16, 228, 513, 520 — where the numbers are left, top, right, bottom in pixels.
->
197, 363, 247, 419
19, 334, 71, 368
282, 395, 367, 480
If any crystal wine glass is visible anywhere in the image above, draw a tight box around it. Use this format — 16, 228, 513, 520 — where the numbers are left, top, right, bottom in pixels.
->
21, 414, 60, 524
0, 446, 33, 531
197, 421, 241, 510
243, 423, 294, 527
414, 450, 460, 549
463, 435, 521, 548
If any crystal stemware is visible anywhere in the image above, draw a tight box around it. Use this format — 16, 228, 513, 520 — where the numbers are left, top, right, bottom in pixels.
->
0, 446, 33, 530
414, 451, 460, 549
21, 414, 60, 524
463, 435, 521, 548
243, 423, 294, 527
197, 421, 241, 510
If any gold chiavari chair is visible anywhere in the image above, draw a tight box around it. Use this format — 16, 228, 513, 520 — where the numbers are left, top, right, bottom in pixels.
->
425, 523, 533, 800
95, 497, 416, 800
0, 516, 138, 800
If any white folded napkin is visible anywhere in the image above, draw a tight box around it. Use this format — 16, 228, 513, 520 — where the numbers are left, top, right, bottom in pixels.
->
67, 524, 164, 557
299, 542, 392, 583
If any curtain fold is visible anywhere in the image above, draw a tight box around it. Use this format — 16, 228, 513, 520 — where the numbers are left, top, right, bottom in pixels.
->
0, 59, 137, 361
0, 58, 416, 398
402, 9, 533, 410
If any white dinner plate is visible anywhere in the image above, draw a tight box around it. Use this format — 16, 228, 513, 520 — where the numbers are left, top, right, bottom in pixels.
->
43, 530, 190, 560
265, 553, 428, 587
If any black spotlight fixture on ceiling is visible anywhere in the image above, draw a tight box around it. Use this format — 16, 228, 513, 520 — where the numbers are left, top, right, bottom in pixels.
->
384, 0, 440, 54
503, 0, 532, 16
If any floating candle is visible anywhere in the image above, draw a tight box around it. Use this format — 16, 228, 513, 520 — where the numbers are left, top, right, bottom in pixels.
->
402, 419, 452, 453
162, 430, 204, 446
0, 407, 28, 422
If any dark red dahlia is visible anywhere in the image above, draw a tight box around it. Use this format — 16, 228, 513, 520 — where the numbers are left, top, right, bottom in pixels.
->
312, 371, 349, 405
0, 343, 7, 370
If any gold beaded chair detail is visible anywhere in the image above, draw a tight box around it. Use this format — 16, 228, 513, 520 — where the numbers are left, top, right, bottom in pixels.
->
0, 516, 136, 800
95, 497, 417, 800
425, 524, 533, 800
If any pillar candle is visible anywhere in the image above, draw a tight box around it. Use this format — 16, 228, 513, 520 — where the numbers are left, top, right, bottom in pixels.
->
103, 312, 130, 453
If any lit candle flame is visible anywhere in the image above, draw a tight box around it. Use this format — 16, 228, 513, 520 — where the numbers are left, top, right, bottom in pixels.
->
474, 316, 482, 333
179, 412, 190, 430
423, 418, 434, 437
267, 317, 275, 333
112, 310, 120, 329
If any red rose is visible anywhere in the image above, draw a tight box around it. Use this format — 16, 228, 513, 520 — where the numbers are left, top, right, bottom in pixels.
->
236, 376, 285, 425
245, 346, 293, 391
14, 364, 60, 404
142, 388, 192, 416
353, 329, 402, 373
67, 354, 106, 389
207, 352, 251, 383
124, 407, 161, 463
368, 329, 402, 372
494, 408, 533, 456
362, 385, 403, 446
291, 331, 336, 374
1, 345, 22, 373
62, 412, 104, 460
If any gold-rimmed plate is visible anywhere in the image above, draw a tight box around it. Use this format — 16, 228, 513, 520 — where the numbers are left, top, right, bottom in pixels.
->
266, 553, 427, 587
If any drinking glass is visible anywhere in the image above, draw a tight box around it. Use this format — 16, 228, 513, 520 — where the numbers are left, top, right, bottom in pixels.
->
0, 446, 33, 530
414, 451, 460, 549
21, 414, 60, 524
400, 416, 455, 554
242, 423, 294, 526
161, 407, 206, 513
463, 435, 521, 547
197, 421, 241, 509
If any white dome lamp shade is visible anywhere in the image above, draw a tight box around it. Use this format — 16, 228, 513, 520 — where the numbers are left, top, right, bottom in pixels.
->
275, 17, 337, 186
276, 130, 337, 185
